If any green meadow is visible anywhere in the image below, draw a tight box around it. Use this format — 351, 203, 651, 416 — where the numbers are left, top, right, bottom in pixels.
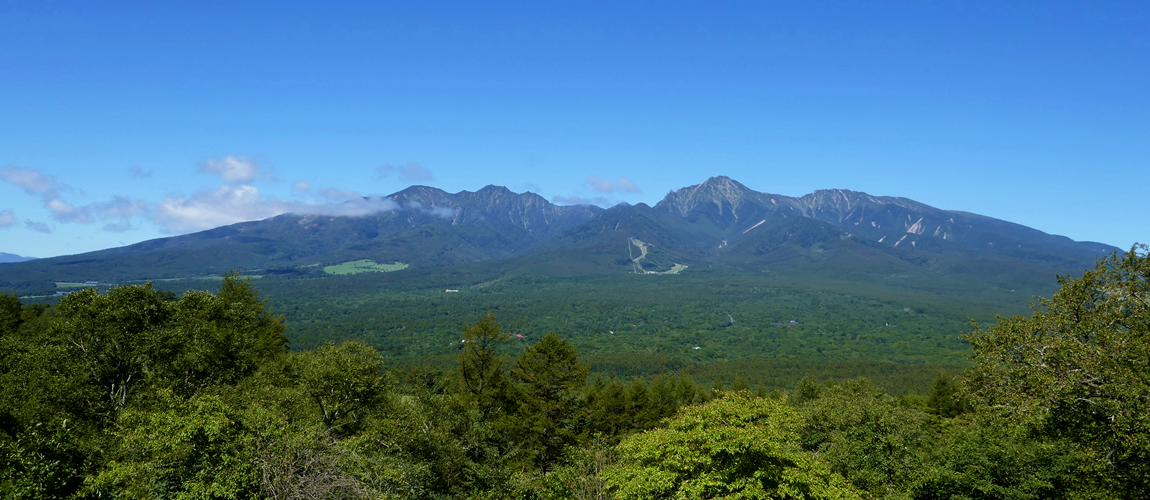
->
322, 259, 409, 275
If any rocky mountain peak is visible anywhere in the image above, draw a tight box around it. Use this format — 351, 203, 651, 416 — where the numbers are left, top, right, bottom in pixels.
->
655, 175, 758, 217
388, 185, 452, 205
475, 184, 514, 197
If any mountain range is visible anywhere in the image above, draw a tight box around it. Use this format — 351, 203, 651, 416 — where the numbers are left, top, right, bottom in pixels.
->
0, 176, 1118, 296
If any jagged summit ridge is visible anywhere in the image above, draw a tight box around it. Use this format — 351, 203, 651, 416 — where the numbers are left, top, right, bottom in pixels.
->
794, 189, 941, 225
655, 175, 765, 218
383, 184, 601, 237
650, 177, 1116, 263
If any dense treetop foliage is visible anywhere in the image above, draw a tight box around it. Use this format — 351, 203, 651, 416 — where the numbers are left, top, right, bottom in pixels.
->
0, 245, 1146, 498
964, 245, 1150, 494
604, 392, 861, 500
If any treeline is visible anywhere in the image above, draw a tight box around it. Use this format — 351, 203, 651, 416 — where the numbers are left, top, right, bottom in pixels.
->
386, 352, 967, 398
2, 246, 1148, 498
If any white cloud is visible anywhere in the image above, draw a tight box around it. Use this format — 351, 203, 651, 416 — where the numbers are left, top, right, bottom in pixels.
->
552, 195, 607, 206
45, 199, 71, 214
5, 165, 409, 236
154, 185, 282, 233
328, 197, 401, 217
405, 201, 456, 219
329, 196, 401, 217
2, 165, 422, 236
617, 177, 640, 193
103, 221, 134, 232
0, 167, 58, 196
89, 196, 149, 232
0, 209, 15, 228
46, 198, 95, 223
586, 176, 612, 193
199, 156, 271, 183
151, 184, 401, 233
376, 163, 434, 182
24, 220, 51, 233
0, 166, 145, 227
92, 196, 149, 219
0, 166, 95, 223
587, 175, 641, 194
428, 206, 456, 218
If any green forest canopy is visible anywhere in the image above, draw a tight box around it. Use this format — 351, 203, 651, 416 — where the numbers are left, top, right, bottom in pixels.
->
1, 246, 1146, 499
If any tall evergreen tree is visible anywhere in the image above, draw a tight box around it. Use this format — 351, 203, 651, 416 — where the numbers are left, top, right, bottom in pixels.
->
509, 332, 589, 468
0, 293, 21, 336
582, 377, 629, 438
457, 312, 512, 419
925, 373, 969, 418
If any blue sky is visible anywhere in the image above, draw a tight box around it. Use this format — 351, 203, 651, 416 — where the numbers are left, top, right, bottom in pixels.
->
1, 1, 1146, 258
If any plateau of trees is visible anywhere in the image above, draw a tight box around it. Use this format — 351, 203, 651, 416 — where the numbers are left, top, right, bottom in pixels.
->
1, 245, 1147, 499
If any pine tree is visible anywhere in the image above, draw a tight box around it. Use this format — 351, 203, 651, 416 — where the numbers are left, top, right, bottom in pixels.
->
508, 332, 588, 468
457, 312, 512, 419
925, 373, 968, 418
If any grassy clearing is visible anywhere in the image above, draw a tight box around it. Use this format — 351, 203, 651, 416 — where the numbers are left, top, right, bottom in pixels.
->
324, 259, 409, 275
55, 282, 97, 289
640, 263, 689, 275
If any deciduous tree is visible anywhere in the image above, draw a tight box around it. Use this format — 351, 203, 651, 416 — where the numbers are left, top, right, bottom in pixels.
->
795, 377, 932, 498
603, 392, 861, 500
292, 341, 387, 435
964, 244, 1150, 493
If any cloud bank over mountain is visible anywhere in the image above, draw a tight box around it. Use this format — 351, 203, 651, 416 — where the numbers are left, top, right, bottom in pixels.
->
153, 186, 403, 233
1, 163, 408, 235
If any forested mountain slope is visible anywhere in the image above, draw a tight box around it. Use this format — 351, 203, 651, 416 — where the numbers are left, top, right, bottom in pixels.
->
0, 176, 1118, 298
0, 185, 601, 293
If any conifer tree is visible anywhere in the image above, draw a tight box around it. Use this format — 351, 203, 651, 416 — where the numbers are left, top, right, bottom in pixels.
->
457, 312, 512, 418
509, 332, 588, 468
925, 373, 968, 418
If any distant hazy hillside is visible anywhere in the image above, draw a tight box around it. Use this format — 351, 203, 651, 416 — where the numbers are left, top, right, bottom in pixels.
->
0, 252, 36, 264
0, 177, 1119, 296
